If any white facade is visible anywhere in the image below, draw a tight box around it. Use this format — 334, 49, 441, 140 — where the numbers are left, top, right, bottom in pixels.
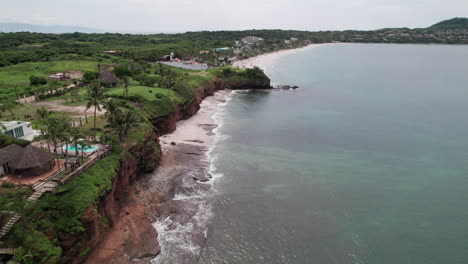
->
241, 36, 264, 46
0, 121, 39, 141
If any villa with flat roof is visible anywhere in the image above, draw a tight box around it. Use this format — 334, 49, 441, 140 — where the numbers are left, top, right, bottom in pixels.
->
0, 121, 40, 141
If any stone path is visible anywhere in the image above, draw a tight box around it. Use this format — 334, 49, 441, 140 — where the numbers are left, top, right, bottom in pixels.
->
0, 248, 16, 255
0, 212, 21, 239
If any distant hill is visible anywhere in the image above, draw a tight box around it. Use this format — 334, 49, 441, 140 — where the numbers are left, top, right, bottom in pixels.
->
428, 17, 468, 30
0, 23, 104, 33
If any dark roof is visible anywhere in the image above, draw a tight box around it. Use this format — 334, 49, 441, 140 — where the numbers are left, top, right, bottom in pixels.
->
0, 144, 53, 170
98, 70, 119, 84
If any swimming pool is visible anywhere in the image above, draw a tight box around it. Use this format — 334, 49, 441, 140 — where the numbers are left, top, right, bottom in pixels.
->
64, 144, 98, 152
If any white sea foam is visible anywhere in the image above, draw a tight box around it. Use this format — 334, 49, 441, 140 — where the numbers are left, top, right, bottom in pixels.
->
151, 90, 234, 263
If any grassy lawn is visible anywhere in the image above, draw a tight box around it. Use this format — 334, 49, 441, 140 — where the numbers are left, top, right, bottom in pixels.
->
1, 103, 41, 121
105, 85, 184, 103
0, 60, 100, 99
44, 86, 89, 106
79, 114, 107, 137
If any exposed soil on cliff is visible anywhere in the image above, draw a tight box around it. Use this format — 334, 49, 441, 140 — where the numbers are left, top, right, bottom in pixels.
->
83, 76, 270, 264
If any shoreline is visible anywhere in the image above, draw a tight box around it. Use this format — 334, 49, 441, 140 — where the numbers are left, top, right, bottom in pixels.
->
85, 44, 323, 264
142, 90, 232, 263
233, 43, 332, 70
145, 45, 330, 263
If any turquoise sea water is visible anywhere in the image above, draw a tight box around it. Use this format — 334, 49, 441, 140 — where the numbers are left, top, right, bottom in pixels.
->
198, 44, 468, 264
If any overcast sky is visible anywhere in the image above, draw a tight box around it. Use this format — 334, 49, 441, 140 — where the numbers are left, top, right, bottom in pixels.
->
1, 0, 467, 33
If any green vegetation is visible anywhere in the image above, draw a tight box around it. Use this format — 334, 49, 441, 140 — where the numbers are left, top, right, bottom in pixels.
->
429, 17, 468, 30
0, 60, 100, 99
0, 27, 287, 263
4, 151, 125, 263
0, 134, 30, 148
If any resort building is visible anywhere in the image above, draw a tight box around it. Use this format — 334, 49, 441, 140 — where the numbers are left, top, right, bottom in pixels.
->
241, 36, 264, 46
48, 72, 70, 81
0, 121, 40, 141
0, 144, 54, 177
98, 70, 119, 87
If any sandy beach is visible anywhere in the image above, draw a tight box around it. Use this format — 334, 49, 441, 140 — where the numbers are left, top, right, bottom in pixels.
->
233, 43, 331, 70
134, 90, 232, 264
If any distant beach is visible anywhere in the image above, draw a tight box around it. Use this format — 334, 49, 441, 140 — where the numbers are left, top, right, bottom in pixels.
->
233, 43, 333, 70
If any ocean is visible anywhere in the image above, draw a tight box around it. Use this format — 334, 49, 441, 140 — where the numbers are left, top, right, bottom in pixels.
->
196, 44, 468, 264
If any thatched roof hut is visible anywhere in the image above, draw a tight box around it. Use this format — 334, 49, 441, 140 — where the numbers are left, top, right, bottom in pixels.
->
0, 144, 54, 177
98, 70, 119, 85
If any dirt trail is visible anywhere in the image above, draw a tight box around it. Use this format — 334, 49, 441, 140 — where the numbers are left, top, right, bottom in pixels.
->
32, 100, 105, 118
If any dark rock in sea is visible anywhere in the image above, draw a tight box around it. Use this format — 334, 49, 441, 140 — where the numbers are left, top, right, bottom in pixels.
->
185, 139, 205, 144
171, 141, 176, 146
275, 84, 299, 90
174, 174, 210, 196
192, 168, 212, 182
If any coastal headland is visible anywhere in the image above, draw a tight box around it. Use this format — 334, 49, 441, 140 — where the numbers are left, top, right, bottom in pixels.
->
83, 68, 271, 263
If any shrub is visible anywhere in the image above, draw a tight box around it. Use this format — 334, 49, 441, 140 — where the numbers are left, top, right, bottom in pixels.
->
29, 75, 47, 86
222, 67, 234, 76
134, 73, 160, 87
1, 182, 14, 188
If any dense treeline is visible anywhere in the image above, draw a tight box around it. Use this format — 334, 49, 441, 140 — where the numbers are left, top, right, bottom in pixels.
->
0, 30, 334, 67
1, 24, 466, 68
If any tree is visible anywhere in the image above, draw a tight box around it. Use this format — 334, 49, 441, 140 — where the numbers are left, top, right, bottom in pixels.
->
29, 75, 47, 86
105, 109, 140, 141
121, 75, 130, 96
162, 69, 177, 88
35, 107, 53, 137
0, 99, 16, 115
47, 80, 61, 95
85, 80, 105, 135
134, 73, 159, 87
45, 118, 70, 154
78, 139, 92, 161
82, 71, 100, 84
70, 88, 79, 103
113, 66, 133, 96
69, 128, 85, 157
59, 127, 71, 170
113, 65, 133, 79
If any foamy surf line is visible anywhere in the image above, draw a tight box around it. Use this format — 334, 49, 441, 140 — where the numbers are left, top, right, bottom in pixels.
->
151, 90, 234, 264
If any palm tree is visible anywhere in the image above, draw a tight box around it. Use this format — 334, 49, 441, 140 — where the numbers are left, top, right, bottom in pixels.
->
103, 100, 122, 125
60, 129, 72, 170
13, 247, 33, 264
105, 109, 140, 141
46, 118, 61, 153
35, 107, 53, 136
70, 128, 85, 157
70, 88, 79, 103
121, 75, 130, 97
85, 80, 105, 135
79, 139, 92, 161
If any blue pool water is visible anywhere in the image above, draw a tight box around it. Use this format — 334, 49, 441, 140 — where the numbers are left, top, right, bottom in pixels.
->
65, 144, 98, 152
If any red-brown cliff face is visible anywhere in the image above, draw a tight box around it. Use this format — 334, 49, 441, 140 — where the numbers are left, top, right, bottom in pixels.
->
79, 135, 161, 264
151, 77, 270, 135
81, 75, 270, 264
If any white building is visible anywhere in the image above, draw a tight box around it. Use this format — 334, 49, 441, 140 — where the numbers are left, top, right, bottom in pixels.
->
0, 121, 40, 141
241, 36, 264, 46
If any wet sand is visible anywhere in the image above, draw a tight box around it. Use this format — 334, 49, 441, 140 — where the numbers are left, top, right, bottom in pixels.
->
136, 90, 232, 264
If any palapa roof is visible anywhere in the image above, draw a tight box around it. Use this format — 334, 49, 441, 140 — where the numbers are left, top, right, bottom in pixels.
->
0, 144, 53, 170
98, 70, 119, 84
